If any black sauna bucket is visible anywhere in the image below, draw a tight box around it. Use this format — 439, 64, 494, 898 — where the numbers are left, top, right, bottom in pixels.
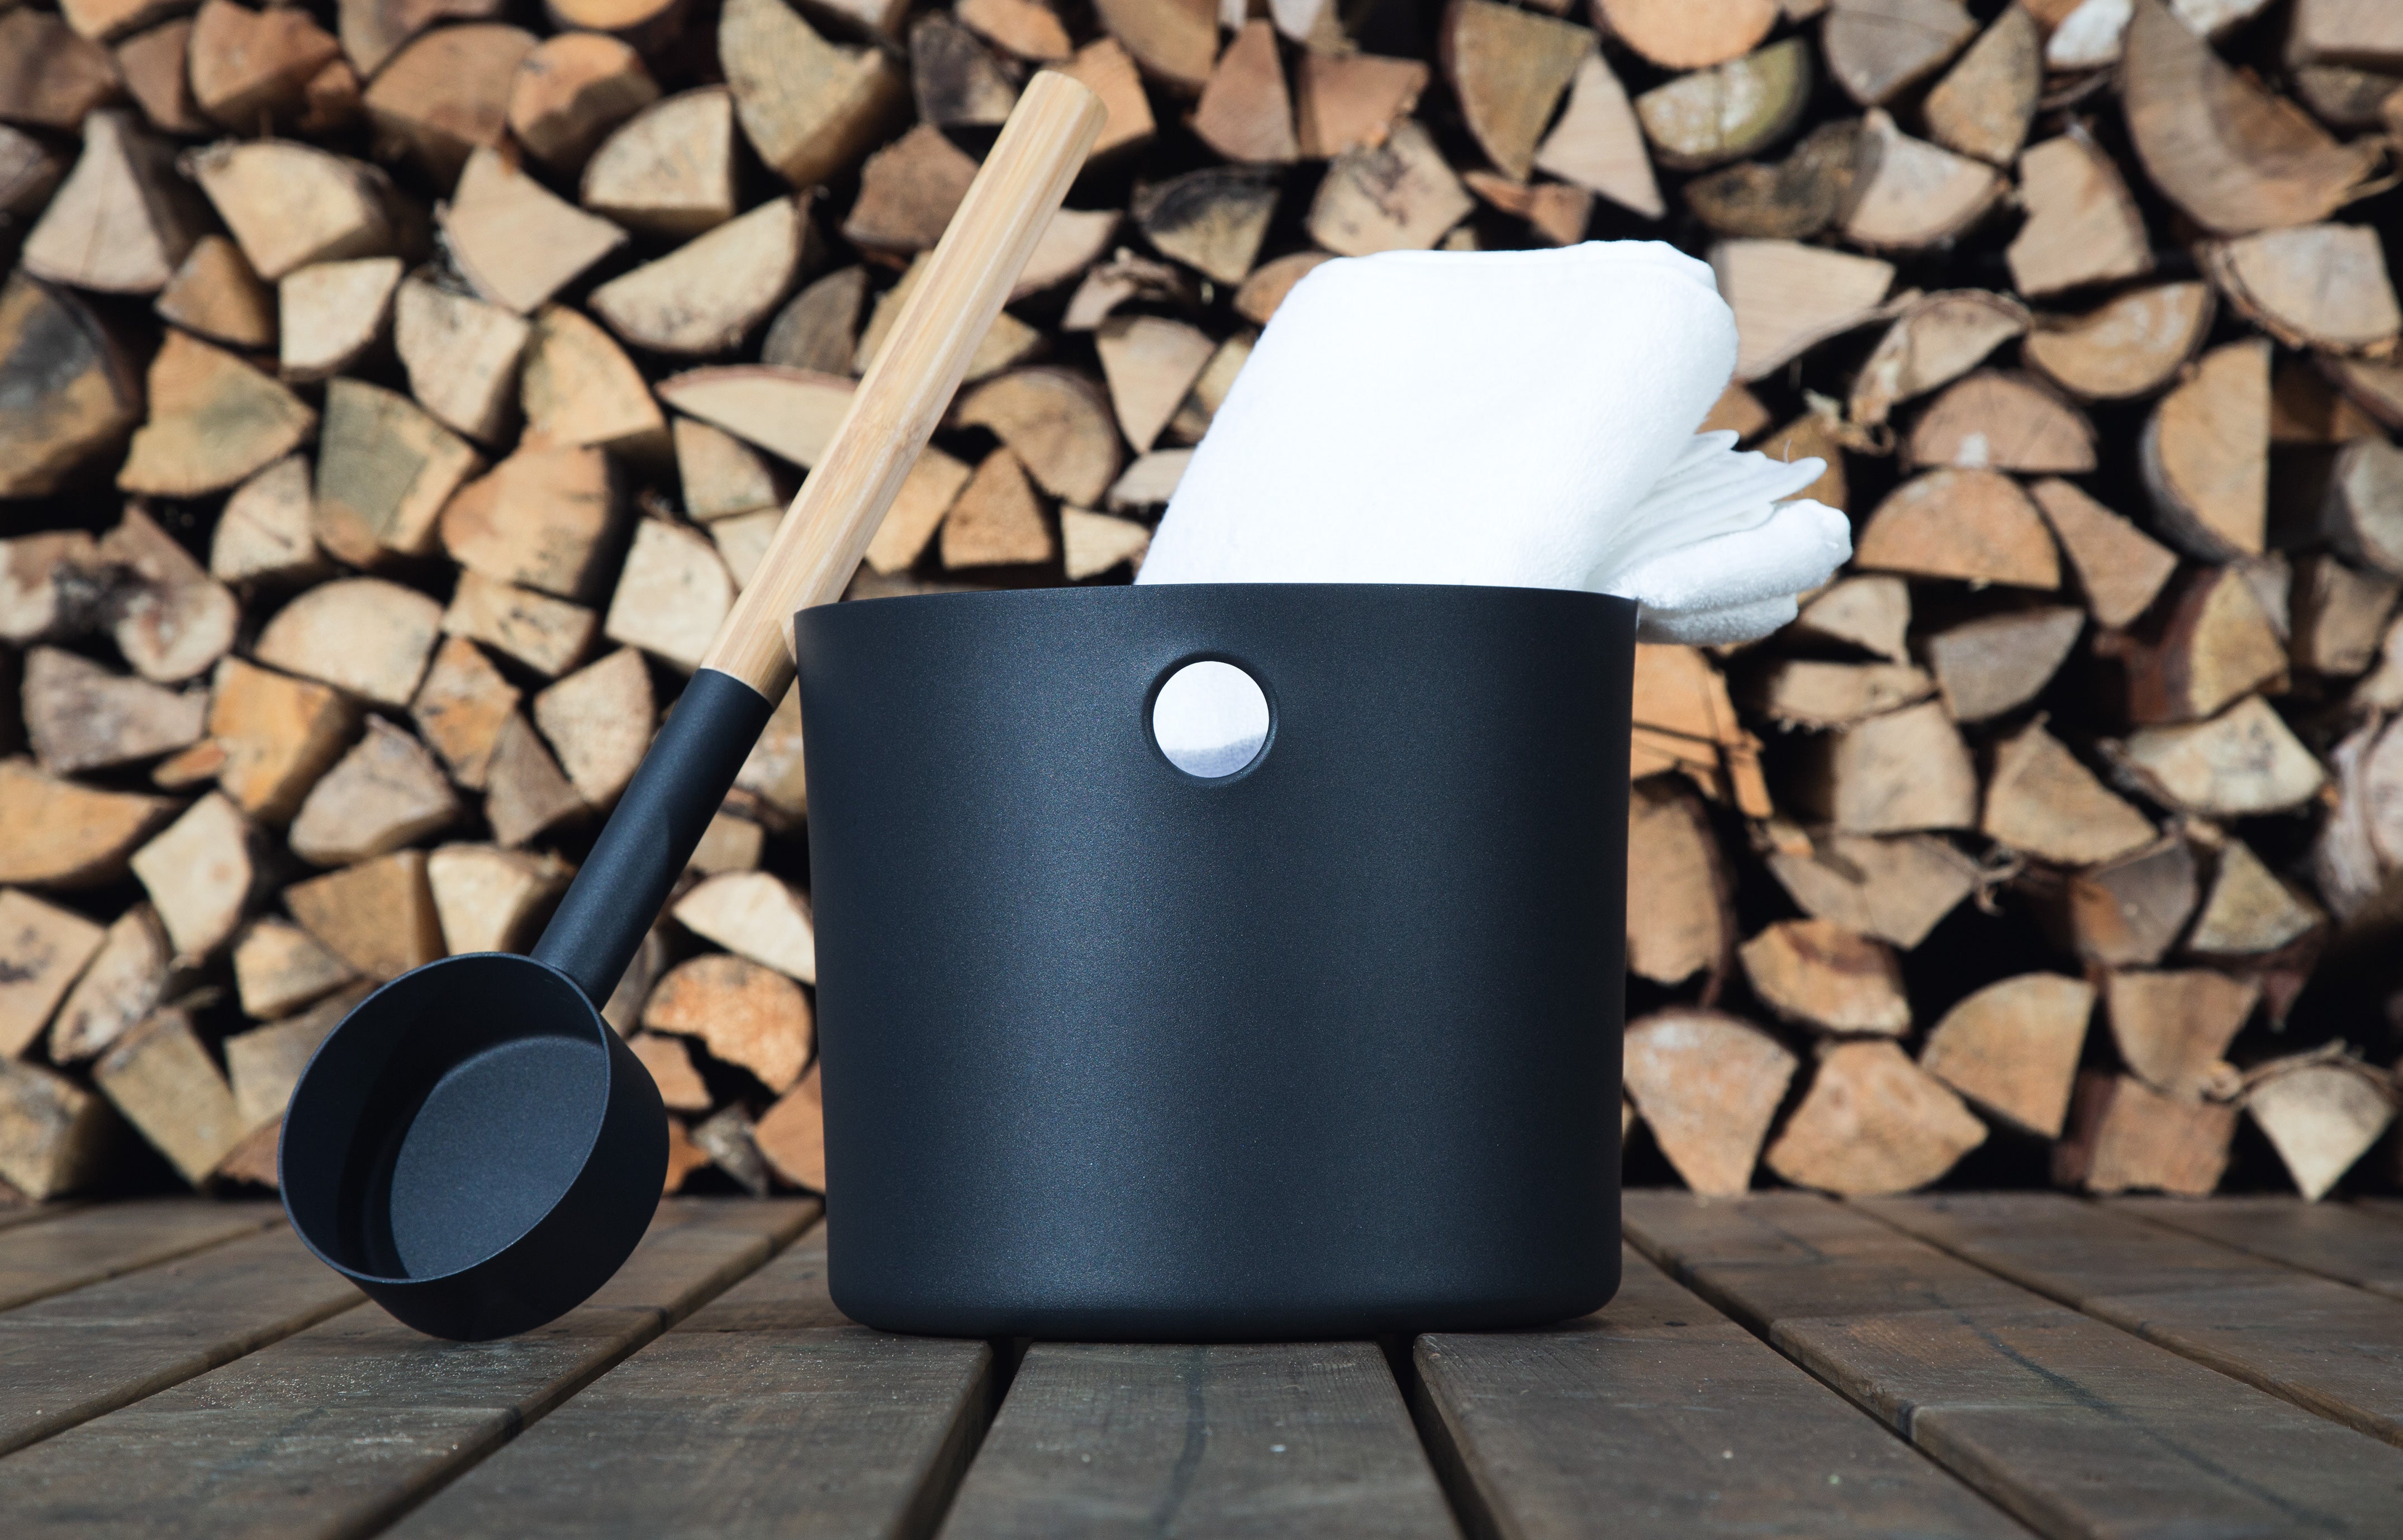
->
796, 582, 1633, 1340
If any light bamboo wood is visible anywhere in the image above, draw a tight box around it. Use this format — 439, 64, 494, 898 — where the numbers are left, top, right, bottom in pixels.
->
697, 72, 1104, 700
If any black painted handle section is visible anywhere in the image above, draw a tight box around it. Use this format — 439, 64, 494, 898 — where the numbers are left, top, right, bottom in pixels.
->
533, 667, 776, 1006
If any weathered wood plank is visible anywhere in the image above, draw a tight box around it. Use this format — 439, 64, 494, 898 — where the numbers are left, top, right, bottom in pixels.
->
1863, 1193, 2403, 1448
1623, 1191, 2403, 1540
1413, 1243, 2029, 1539
2120, 1197, 2403, 1302
390, 1227, 995, 1540
0, 1202, 82, 1234
0, 1225, 362, 1457
0, 1198, 279, 1313
940, 1339, 1456, 1539
0, 1199, 814, 1539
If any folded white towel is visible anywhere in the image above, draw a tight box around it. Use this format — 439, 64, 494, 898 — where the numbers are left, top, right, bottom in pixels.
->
1134, 242, 1850, 766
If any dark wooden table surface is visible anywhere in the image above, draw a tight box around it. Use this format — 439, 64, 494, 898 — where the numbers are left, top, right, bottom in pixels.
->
2, 1191, 2400, 1537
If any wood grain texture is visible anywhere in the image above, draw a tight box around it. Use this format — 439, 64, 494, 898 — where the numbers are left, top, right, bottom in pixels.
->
1413, 1243, 2026, 1539
699, 72, 1104, 701
0, 1198, 279, 1314
2120, 1197, 2403, 1301
0, 1202, 82, 1234
392, 1227, 994, 1539
0, 1225, 362, 1457
1861, 1193, 2403, 1447
1622, 1190, 2403, 1539
0, 1199, 815, 1539
941, 1340, 1456, 1539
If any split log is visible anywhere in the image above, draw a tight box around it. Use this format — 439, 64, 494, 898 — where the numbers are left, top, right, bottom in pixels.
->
392, 277, 528, 447
691, 810, 764, 874
482, 710, 583, 845
0, 11, 123, 132
410, 637, 517, 790
520, 303, 669, 464
2022, 282, 2214, 402
2105, 967, 2257, 1098
1527, 49, 1659, 218
761, 266, 867, 375
542, 0, 692, 52
531, 647, 653, 806
1847, 289, 2026, 427
1015, 208, 1120, 300
2187, 836, 2322, 958
1621, 1009, 1795, 1196
753, 1062, 824, 1190
0, 759, 175, 889
913, 13, 1021, 129
1056, 38, 1156, 158
92, 1006, 244, 1185
0, 890, 107, 1059
2115, 697, 2329, 817
1820, 0, 1976, 106
939, 446, 1055, 568
287, 717, 458, 866
1592, 0, 1775, 70
2115, 565, 2286, 724
1306, 120, 1474, 258
692, 1105, 770, 1194
48, 904, 170, 1062
2202, 224, 2400, 355
1060, 509, 1151, 579
2292, 556, 2401, 675
733, 684, 808, 828
424, 842, 569, 953
661, 1116, 711, 1193
211, 456, 327, 587
441, 445, 621, 600
117, 330, 316, 498
603, 519, 733, 670
657, 366, 852, 470
1756, 409, 1847, 510
21, 647, 206, 774
1905, 372, 2093, 473
1698, 382, 1772, 440
1293, 50, 1428, 159
1792, 574, 1910, 661
22, 110, 207, 294
1060, 248, 1192, 331
672, 869, 815, 981
208, 657, 359, 823
1925, 607, 2082, 722
277, 256, 402, 382
359, 23, 535, 185
630, 1032, 713, 1113
283, 848, 442, 980
255, 577, 444, 707
1764, 831, 1977, 949
1443, 0, 1592, 182
1096, 315, 1214, 454
2121, 0, 2378, 236
1682, 118, 1858, 240
130, 790, 259, 961
861, 449, 972, 573
1739, 917, 1911, 1035
0, 274, 140, 499
642, 953, 811, 1091
1190, 20, 1293, 164
1133, 165, 1279, 285
2272, 358, 2383, 445
1763, 1039, 1987, 1196
1922, 3, 2039, 164
1855, 469, 2059, 589
844, 125, 976, 253
507, 32, 657, 172
441, 148, 628, 315
155, 235, 277, 352
2141, 338, 2272, 563
2055, 1071, 2235, 1195
1709, 239, 1894, 382
1635, 39, 1811, 173
338, 0, 505, 77
188, 0, 341, 130
1090, 0, 1214, 93
1981, 717, 2155, 867
2290, 0, 2403, 68
718, 0, 907, 189
1754, 661, 1933, 729
957, 0, 1071, 61
1793, 699, 1979, 834
116, 23, 212, 137
92, 508, 240, 688
0, 1060, 119, 1201
1105, 448, 1190, 511
225, 985, 362, 1134
314, 378, 482, 567
2005, 127, 2152, 300
1, 538, 107, 647
230, 916, 355, 1020
953, 367, 1123, 506
1624, 779, 1734, 987
1919, 973, 2093, 1137
1165, 331, 1251, 442
675, 417, 785, 522
2029, 477, 2177, 630
2317, 439, 2403, 578
184, 139, 395, 282
857, 254, 1040, 377
445, 572, 599, 678
2243, 1054, 2395, 1201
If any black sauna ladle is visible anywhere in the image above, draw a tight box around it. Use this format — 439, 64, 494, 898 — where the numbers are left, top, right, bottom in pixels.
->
279, 76, 1107, 1341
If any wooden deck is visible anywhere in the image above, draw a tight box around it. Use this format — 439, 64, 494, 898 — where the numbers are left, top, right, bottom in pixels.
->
2, 1192, 2400, 1537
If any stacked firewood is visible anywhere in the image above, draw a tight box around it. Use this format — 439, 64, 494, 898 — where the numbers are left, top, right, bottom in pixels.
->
2, 0, 2400, 1208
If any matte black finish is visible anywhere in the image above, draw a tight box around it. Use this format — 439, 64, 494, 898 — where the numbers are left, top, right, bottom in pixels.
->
796, 583, 1633, 1339
279, 668, 773, 1339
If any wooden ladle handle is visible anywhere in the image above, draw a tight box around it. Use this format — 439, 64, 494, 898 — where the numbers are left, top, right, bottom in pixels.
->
698, 72, 1107, 700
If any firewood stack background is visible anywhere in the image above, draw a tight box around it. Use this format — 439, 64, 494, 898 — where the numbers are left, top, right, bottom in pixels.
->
1, 0, 2401, 1210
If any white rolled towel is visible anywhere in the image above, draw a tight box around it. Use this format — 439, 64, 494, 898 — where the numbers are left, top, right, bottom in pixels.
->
1136, 241, 1850, 766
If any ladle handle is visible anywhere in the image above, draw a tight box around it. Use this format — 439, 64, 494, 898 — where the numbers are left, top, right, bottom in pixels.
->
700, 70, 1108, 701
529, 74, 1105, 1007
